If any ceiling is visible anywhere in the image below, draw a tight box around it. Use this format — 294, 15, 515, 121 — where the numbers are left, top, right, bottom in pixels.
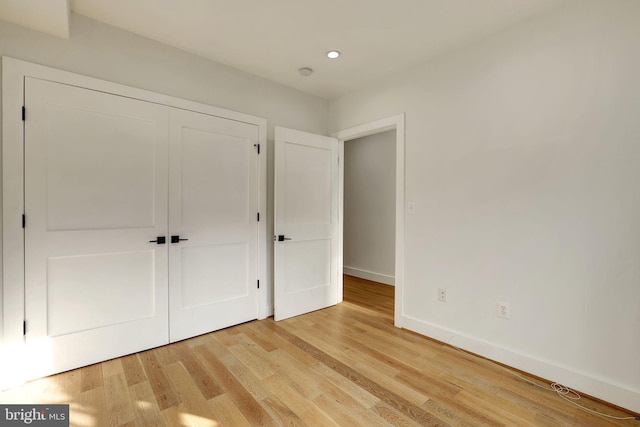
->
1, 0, 574, 99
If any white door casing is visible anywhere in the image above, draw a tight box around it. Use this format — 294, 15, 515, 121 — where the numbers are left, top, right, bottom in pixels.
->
333, 114, 406, 328
168, 108, 259, 342
24, 77, 170, 379
274, 127, 339, 321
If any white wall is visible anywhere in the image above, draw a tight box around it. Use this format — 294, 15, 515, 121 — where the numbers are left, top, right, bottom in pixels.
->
0, 14, 328, 139
0, 13, 329, 337
330, 0, 640, 413
344, 130, 396, 285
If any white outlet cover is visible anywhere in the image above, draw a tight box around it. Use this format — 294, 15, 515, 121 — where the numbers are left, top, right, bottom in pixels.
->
497, 301, 511, 319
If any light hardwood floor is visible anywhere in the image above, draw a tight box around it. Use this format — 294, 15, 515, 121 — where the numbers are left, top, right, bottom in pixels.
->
1, 275, 637, 426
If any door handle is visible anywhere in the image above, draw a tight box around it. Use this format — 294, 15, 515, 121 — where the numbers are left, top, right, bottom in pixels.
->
171, 235, 189, 244
276, 235, 292, 242
149, 236, 166, 244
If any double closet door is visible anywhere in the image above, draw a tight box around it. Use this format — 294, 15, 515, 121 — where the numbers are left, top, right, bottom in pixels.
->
23, 78, 259, 378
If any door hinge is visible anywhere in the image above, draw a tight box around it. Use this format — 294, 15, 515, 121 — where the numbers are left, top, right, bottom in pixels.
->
257, 212, 260, 222
254, 143, 260, 154
22, 214, 25, 228
23, 320, 26, 335
257, 280, 260, 289
21, 106, 25, 121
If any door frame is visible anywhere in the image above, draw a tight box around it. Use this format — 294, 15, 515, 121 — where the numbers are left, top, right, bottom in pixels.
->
333, 114, 405, 327
1, 57, 268, 387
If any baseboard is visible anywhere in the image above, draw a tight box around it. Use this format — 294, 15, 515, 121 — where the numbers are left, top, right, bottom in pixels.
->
401, 314, 640, 414
343, 266, 394, 285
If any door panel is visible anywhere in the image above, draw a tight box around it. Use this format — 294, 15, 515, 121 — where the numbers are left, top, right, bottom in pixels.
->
274, 127, 339, 321
24, 78, 169, 379
283, 143, 332, 224
46, 251, 155, 337
281, 239, 331, 292
180, 243, 249, 308
169, 108, 259, 342
42, 102, 156, 231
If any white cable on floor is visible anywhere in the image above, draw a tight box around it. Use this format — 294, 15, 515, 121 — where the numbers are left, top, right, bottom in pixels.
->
446, 338, 639, 422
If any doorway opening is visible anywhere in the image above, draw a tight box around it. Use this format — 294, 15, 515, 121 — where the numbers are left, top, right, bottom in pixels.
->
342, 130, 396, 318
343, 130, 396, 285
334, 114, 405, 327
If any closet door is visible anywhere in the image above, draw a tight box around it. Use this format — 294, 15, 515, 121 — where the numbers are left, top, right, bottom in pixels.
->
168, 108, 259, 342
24, 78, 169, 379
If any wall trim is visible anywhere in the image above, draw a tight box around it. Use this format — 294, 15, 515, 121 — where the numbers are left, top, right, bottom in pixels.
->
401, 314, 640, 414
344, 266, 394, 286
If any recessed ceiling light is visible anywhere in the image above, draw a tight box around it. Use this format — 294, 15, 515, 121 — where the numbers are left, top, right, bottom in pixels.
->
326, 50, 341, 59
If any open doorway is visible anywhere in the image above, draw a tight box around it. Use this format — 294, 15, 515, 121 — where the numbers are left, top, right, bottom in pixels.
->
334, 114, 405, 327
343, 130, 396, 320
343, 130, 396, 286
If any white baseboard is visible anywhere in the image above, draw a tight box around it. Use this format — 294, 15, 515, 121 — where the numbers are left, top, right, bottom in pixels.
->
401, 315, 640, 414
344, 266, 394, 286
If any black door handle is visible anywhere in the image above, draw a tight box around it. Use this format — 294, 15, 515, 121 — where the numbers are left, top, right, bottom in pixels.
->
171, 235, 189, 244
277, 235, 292, 242
149, 236, 166, 244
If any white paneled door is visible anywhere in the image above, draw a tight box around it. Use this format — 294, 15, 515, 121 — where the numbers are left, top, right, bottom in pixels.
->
24, 78, 170, 378
23, 77, 260, 379
168, 109, 259, 342
274, 127, 339, 321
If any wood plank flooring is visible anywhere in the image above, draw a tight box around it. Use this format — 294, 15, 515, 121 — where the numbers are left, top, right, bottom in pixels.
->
1, 275, 637, 426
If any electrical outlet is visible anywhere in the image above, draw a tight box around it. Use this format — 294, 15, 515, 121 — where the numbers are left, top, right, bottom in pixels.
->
438, 288, 447, 302
497, 301, 511, 319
